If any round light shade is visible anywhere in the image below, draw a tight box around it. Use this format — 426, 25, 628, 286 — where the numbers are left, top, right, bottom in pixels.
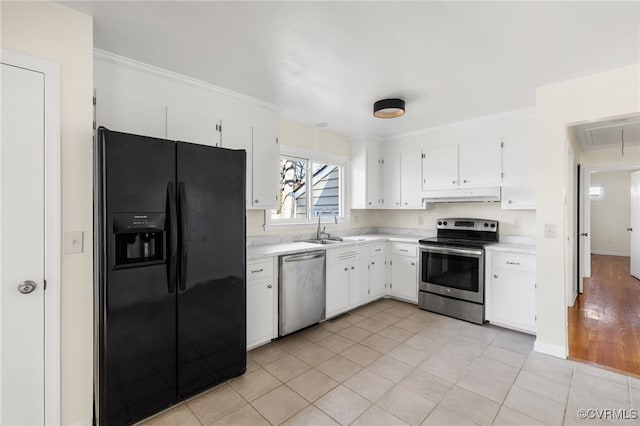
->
373, 98, 405, 118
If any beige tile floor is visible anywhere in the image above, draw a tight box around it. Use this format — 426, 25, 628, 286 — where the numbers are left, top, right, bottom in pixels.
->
141, 299, 640, 426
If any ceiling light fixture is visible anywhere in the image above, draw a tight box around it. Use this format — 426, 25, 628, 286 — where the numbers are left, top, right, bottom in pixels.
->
373, 98, 405, 119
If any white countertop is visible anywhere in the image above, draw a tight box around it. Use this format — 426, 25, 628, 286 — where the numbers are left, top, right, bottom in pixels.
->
485, 242, 536, 255
247, 233, 423, 261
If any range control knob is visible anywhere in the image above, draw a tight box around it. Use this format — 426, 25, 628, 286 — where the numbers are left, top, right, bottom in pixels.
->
443, 221, 448, 226
490, 223, 496, 228
438, 221, 442, 226
484, 223, 489, 227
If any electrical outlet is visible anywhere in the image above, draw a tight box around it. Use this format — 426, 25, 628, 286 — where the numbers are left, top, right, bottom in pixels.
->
417, 216, 424, 225
64, 230, 84, 254
544, 224, 557, 239
513, 218, 521, 229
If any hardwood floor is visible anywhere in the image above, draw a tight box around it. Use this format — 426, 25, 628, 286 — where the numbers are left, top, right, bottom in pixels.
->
568, 254, 640, 376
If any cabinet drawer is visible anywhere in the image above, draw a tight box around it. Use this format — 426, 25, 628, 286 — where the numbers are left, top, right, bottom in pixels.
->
390, 243, 417, 257
247, 260, 273, 282
369, 244, 385, 256
491, 253, 535, 273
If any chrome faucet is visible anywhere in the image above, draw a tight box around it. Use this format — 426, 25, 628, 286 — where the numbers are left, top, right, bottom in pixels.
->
316, 209, 338, 240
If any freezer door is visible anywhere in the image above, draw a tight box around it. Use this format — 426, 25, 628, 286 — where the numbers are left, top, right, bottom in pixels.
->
176, 141, 246, 398
98, 128, 177, 425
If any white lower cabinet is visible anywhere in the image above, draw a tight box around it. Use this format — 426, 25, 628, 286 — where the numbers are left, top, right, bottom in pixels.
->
486, 250, 536, 334
389, 243, 418, 302
246, 258, 276, 349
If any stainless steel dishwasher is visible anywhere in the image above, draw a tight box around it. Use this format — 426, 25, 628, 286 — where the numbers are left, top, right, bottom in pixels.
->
279, 251, 326, 336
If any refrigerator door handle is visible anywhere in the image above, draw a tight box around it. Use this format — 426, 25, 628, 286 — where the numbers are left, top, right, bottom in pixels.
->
178, 182, 188, 291
167, 182, 178, 293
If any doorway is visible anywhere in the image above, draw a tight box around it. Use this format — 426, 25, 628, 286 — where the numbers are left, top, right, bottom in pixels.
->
569, 165, 640, 375
0, 49, 61, 424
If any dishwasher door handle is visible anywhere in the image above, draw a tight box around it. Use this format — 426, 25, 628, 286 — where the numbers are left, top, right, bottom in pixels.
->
283, 252, 325, 262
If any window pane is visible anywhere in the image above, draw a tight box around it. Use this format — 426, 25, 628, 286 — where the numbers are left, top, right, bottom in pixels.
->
311, 162, 341, 218
590, 184, 604, 200
271, 156, 307, 219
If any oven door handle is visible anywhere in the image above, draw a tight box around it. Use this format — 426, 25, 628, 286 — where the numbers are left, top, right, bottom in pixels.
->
420, 245, 483, 257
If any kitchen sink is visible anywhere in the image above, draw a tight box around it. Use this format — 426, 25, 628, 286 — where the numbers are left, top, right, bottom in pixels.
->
301, 237, 344, 245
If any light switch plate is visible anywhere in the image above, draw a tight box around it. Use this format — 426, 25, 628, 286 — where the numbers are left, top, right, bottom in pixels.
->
544, 224, 557, 239
64, 231, 84, 254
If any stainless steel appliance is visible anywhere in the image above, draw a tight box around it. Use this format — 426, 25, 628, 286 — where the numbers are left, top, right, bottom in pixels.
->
418, 218, 499, 324
95, 128, 247, 425
279, 251, 326, 336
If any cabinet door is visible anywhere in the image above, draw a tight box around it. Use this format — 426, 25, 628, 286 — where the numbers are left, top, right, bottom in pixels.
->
490, 269, 536, 333
167, 106, 220, 147
351, 258, 369, 305
247, 280, 274, 348
382, 153, 401, 208
422, 145, 458, 189
326, 262, 350, 317
502, 133, 536, 209
459, 140, 502, 186
252, 123, 280, 209
95, 89, 167, 139
369, 255, 386, 298
391, 255, 418, 302
400, 150, 423, 208
220, 117, 253, 207
366, 142, 382, 207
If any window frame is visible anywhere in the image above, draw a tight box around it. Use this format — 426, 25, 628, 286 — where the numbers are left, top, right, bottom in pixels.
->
265, 145, 350, 230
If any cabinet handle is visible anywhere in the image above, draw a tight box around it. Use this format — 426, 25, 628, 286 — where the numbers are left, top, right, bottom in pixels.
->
508, 200, 513, 204
250, 268, 264, 273
267, 284, 273, 289
463, 179, 468, 184
452, 180, 456, 184
254, 199, 259, 204
351, 266, 355, 270
368, 202, 372, 205
506, 262, 520, 266
371, 261, 375, 265
493, 274, 499, 279
404, 202, 407, 205
411, 262, 415, 266
344, 267, 348, 271
400, 249, 408, 252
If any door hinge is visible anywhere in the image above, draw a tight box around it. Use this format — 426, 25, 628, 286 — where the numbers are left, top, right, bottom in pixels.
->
92, 96, 96, 105
43, 279, 47, 290
501, 172, 504, 179
390, 260, 392, 266
93, 121, 96, 130
275, 137, 279, 144
421, 153, 425, 159
381, 159, 384, 164
368, 289, 370, 294
390, 283, 393, 288
500, 140, 504, 148
535, 315, 537, 321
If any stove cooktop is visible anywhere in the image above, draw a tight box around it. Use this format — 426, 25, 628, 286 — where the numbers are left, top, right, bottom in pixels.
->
418, 237, 496, 249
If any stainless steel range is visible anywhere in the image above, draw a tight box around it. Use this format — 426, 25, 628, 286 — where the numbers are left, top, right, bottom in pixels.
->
418, 218, 499, 325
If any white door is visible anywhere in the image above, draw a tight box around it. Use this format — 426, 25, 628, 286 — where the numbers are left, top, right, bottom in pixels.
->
1, 63, 46, 425
94, 88, 167, 139
166, 105, 220, 146
391, 255, 418, 302
400, 150, 423, 208
459, 140, 502, 186
382, 153, 401, 207
631, 171, 640, 279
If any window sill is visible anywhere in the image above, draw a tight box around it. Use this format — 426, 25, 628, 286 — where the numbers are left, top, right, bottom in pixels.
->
263, 218, 351, 232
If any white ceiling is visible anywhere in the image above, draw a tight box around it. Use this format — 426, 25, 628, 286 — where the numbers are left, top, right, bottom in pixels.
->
60, 1, 640, 138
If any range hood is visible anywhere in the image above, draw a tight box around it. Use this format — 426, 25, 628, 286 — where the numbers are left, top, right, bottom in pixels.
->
422, 186, 501, 203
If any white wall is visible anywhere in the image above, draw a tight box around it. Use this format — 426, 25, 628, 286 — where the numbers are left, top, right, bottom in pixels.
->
535, 64, 640, 357
1, 1, 94, 424
590, 170, 636, 255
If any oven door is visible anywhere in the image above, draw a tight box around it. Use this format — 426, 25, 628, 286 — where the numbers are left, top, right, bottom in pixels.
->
419, 245, 484, 304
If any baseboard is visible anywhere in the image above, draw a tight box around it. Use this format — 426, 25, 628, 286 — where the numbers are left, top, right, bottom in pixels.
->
533, 340, 567, 359
590, 250, 630, 257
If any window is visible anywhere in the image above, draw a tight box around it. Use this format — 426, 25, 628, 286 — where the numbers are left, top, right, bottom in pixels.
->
267, 146, 349, 227
590, 184, 605, 201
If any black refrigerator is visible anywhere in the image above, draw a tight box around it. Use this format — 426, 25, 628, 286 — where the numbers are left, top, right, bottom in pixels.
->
94, 128, 246, 425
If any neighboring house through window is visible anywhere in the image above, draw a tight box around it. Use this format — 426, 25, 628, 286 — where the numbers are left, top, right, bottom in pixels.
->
267, 146, 349, 228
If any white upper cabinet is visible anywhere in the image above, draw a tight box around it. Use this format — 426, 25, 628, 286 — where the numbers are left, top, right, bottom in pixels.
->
350, 139, 381, 208
458, 140, 502, 186
251, 120, 280, 210
400, 150, 423, 208
167, 106, 220, 147
95, 89, 167, 139
422, 140, 502, 190
220, 117, 253, 207
422, 145, 459, 189
381, 153, 401, 208
501, 133, 536, 209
